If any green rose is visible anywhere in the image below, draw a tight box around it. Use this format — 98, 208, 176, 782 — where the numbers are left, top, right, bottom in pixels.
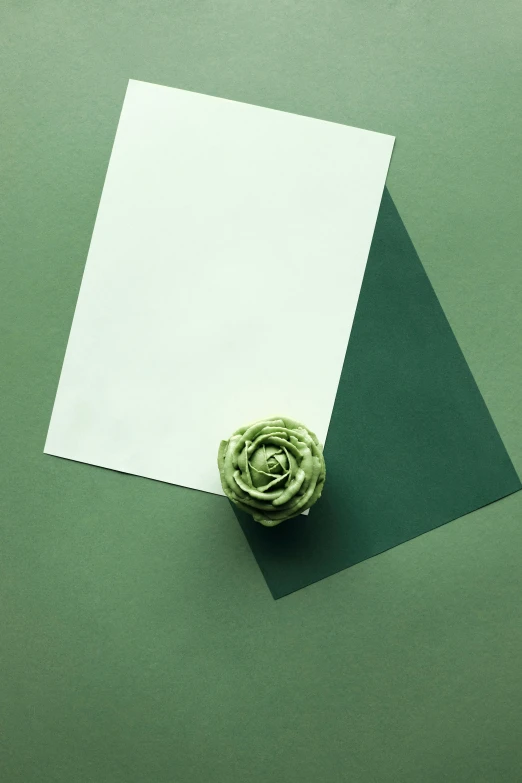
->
218, 417, 326, 526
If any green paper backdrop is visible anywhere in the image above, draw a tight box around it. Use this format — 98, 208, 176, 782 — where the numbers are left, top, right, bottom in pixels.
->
237, 188, 520, 598
2, 2, 522, 782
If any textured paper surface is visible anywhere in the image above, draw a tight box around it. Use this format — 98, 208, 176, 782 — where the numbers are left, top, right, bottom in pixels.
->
44, 79, 394, 495
235, 189, 521, 598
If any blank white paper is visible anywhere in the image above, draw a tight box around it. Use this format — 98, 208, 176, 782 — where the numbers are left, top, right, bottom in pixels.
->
45, 79, 394, 497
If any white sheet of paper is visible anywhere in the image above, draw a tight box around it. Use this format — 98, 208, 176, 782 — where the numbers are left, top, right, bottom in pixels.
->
45, 79, 394, 498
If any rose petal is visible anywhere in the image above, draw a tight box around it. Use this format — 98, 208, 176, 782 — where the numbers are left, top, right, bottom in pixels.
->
272, 468, 306, 506
253, 471, 290, 492
233, 470, 285, 501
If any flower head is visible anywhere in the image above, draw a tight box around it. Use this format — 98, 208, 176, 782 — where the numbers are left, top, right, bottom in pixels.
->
218, 417, 326, 526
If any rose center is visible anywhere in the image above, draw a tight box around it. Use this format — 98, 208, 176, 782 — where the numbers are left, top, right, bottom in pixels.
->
248, 444, 290, 488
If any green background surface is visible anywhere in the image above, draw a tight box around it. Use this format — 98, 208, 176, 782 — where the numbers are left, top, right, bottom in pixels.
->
1, 2, 521, 781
